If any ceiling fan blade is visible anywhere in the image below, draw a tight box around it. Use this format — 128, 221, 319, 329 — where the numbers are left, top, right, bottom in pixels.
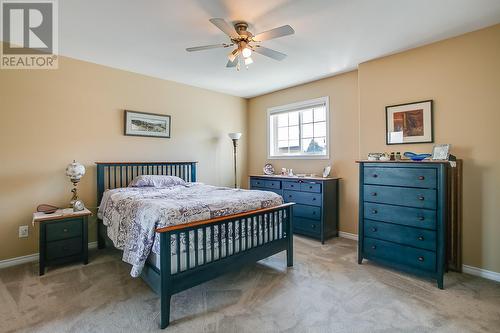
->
228, 48, 240, 62
209, 18, 238, 39
186, 43, 230, 52
253, 46, 287, 61
226, 56, 239, 67
253, 25, 294, 42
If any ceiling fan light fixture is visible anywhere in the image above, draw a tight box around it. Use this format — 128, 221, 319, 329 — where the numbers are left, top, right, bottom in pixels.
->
244, 57, 253, 65
242, 47, 252, 58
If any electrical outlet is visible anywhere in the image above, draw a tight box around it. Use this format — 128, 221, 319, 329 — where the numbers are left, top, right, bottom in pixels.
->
19, 225, 29, 238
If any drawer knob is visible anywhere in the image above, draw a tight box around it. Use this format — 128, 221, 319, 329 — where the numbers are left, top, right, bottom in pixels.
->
418, 256, 425, 262
418, 236, 424, 241
371, 227, 377, 232
312, 211, 316, 215
371, 209, 378, 214
418, 196, 425, 201
288, 195, 292, 198
63, 228, 68, 233
271, 183, 274, 186
62, 246, 69, 250
418, 216, 425, 221
311, 224, 316, 229
312, 197, 316, 201
418, 176, 425, 180
372, 174, 378, 178
371, 245, 377, 250
309, 186, 313, 189
371, 192, 377, 196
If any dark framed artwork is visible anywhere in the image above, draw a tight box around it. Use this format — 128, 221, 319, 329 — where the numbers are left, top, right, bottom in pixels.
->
124, 110, 171, 138
385, 100, 433, 145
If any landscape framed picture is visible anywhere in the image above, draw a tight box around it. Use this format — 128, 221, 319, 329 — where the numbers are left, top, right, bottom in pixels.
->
124, 110, 171, 138
385, 100, 433, 145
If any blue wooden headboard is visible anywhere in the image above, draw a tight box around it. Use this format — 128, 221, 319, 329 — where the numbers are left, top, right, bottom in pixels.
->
96, 161, 197, 204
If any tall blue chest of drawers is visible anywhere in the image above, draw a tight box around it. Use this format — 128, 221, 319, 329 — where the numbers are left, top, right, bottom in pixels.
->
357, 161, 448, 289
249, 175, 339, 243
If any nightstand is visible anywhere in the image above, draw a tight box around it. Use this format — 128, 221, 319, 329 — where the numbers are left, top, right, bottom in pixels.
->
33, 208, 91, 276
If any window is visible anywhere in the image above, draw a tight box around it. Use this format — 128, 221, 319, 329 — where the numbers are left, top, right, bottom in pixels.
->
268, 97, 329, 159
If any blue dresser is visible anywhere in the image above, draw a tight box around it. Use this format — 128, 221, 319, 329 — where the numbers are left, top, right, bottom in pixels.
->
249, 175, 339, 243
357, 161, 448, 288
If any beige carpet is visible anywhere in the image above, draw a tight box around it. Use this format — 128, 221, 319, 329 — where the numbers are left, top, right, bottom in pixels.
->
1, 236, 499, 333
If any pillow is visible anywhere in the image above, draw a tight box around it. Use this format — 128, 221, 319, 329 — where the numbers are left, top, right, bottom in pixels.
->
128, 175, 186, 188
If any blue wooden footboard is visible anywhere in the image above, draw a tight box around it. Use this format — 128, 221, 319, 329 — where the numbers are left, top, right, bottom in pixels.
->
95, 161, 294, 329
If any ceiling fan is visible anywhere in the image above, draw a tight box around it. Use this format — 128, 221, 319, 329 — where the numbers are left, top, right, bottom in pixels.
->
186, 18, 295, 70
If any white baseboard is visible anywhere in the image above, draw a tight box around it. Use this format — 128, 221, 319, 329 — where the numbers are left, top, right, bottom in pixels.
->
0, 242, 98, 269
462, 264, 500, 283
338, 231, 358, 241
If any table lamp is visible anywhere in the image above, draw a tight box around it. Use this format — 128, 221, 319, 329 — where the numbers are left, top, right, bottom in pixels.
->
65, 160, 85, 207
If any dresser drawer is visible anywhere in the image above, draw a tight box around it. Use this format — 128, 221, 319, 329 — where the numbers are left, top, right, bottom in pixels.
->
294, 204, 321, 220
364, 185, 436, 209
46, 237, 82, 261
300, 182, 322, 193
364, 237, 436, 272
364, 167, 437, 188
364, 202, 436, 230
283, 190, 321, 206
293, 217, 320, 235
283, 181, 300, 190
250, 178, 281, 189
46, 219, 82, 242
252, 187, 282, 196
364, 220, 436, 251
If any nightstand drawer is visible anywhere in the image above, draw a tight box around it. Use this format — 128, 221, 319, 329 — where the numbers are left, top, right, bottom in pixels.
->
364, 167, 437, 188
364, 237, 436, 272
364, 202, 436, 230
46, 237, 82, 260
46, 219, 82, 241
283, 190, 321, 206
294, 204, 321, 220
364, 185, 437, 209
364, 220, 436, 251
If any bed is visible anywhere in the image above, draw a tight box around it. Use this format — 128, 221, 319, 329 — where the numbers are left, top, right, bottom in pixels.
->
96, 162, 294, 329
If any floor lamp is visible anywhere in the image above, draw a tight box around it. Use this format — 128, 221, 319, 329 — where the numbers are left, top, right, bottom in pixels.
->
228, 132, 242, 188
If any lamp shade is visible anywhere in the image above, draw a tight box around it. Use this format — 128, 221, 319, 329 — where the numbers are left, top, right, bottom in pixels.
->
228, 132, 242, 140
65, 160, 85, 182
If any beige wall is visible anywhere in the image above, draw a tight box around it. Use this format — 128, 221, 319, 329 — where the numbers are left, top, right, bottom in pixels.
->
0, 56, 247, 261
247, 24, 500, 273
247, 71, 360, 235
358, 24, 500, 273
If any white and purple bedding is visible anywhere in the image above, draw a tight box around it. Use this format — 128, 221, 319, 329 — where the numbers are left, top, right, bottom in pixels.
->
97, 183, 283, 277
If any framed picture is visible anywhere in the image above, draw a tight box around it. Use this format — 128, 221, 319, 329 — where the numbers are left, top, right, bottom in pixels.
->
385, 100, 433, 145
124, 110, 171, 138
432, 144, 450, 160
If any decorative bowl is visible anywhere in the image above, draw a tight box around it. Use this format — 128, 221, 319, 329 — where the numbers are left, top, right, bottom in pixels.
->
263, 163, 275, 175
404, 152, 432, 161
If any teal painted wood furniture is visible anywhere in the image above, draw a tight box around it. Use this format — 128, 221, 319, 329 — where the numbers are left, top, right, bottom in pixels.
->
33, 208, 91, 276
96, 162, 294, 329
357, 160, 449, 288
249, 175, 339, 244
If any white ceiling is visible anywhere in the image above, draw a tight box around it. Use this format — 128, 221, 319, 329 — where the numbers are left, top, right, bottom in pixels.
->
58, 0, 500, 98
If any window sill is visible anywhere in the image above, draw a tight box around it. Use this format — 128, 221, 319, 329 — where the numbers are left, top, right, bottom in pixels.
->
267, 154, 330, 160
